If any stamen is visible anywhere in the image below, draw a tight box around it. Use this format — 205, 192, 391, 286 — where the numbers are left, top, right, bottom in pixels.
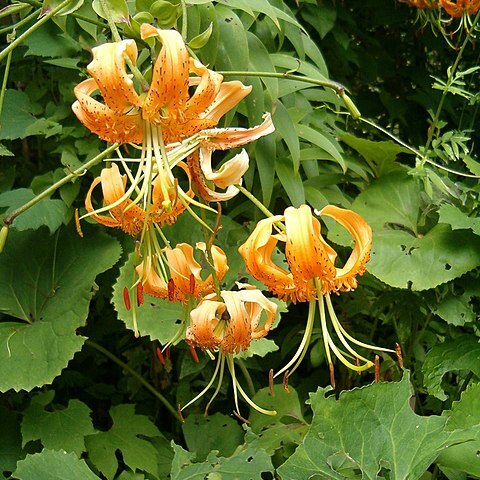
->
137, 282, 144, 306
232, 411, 250, 424
74, 209, 83, 237
168, 278, 175, 301
189, 273, 196, 295
268, 369, 275, 396
156, 346, 165, 365
177, 404, 185, 423
329, 363, 336, 389
395, 343, 404, 369
374, 355, 380, 383
123, 287, 131, 311
205, 354, 226, 415
283, 372, 290, 393
189, 344, 199, 364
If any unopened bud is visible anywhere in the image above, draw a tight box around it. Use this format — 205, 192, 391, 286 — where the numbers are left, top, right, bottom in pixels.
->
0, 226, 9, 253
341, 93, 361, 119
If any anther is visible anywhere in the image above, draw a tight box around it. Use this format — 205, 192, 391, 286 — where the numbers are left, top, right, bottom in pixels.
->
282, 371, 290, 393
395, 343, 404, 369
123, 287, 131, 311
136, 283, 144, 306
329, 363, 336, 389
177, 404, 185, 423
268, 369, 275, 396
75, 209, 83, 238
189, 273, 195, 295
156, 346, 165, 365
189, 344, 199, 364
167, 278, 175, 301
374, 355, 380, 383
233, 410, 250, 424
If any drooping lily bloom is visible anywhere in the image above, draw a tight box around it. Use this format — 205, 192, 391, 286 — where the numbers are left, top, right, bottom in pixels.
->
135, 242, 228, 303
400, 0, 438, 8
239, 204, 392, 384
186, 285, 277, 354
439, 0, 480, 16
72, 25, 252, 145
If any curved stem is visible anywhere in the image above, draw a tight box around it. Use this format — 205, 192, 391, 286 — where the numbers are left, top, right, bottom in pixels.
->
0, 51, 12, 117
235, 184, 275, 218
0, 0, 73, 62
3, 144, 118, 227
86, 339, 182, 422
236, 358, 255, 398
0, 8, 41, 35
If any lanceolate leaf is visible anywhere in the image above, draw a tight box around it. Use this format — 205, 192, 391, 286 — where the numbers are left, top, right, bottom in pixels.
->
277, 372, 475, 480
13, 450, 100, 480
0, 227, 121, 391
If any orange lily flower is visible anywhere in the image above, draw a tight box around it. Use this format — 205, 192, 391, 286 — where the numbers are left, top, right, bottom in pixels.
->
439, 0, 480, 16
135, 242, 228, 303
186, 285, 277, 354
72, 25, 252, 145
400, 0, 438, 8
239, 204, 392, 384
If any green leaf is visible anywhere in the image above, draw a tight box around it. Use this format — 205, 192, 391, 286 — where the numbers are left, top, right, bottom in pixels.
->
236, 337, 278, 359
113, 252, 183, 344
278, 372, 474, 480
339, 173, 480, 290
0, 143, 14, 156
422, 335, 480, 401
0, 90, 38, 140
0, 188, 68, 234
92, 0, 129, 23
40, 0, 84, 16
23, 22, 80, 58
182, 413, 244, 460
21, 393, 95, 456
0, 405, 22, 473
438, 383, 480, 477
438, 204, 480, 236
85, 404, 161, 480
339, 132, 410, 176
0, 226, 121, 391
249, 385, 308, 456
255, 135, 276, 207
275, 154, 305, 207
273, 102, 301, 174
13, 449, 100, 480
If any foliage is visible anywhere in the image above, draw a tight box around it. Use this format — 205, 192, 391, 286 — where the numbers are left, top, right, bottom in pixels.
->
1, 0, 479, 478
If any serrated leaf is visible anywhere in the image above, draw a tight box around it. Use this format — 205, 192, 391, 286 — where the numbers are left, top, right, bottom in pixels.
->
0, 226, 121, 391
422, 335, 480, 401
21, 394, 95, 456
0, 188, 67, 234
235, 337, 278, 359
438, 204, 480, 236
13, 449, 100, 480
23, 22, 80, 58
113, 252, 183, 344
278, 372, 475, 480
40, 0, 84, 16
337, 173, 480, 290
85, 404, 161, 480
182, 413, 244, 460
438, 383, 480, 477
0, 143, 14, 156
0, 90, 38, 140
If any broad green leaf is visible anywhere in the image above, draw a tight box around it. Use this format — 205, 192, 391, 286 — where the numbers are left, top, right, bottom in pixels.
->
438, 383, 480, 477
188, 22, 213, 49
40, 0, 84, 16
21, 393, 95, 456
170, 431, 273, 480
336, 173, 480, 290
13, 449, 100, 480
422, 335, 480, 401
236, 337, 278, 359
74, 1, 98, 39
249, 385, 308, 456
0, 226, 121, 391
113, 252, 185, 344
255, 135, 276, 207
274, 102, 301, 174
339, 132, 410, 177
182, 413, 244, 460
0, 90, 39, 140
275, 154, 305, 206
438, 203, 480, 236
0, 188, 67, 234
85, 404, 161, 480
0, 143, 14, 156
214, 6, 248, 72
23, 22, 80, 58
278, 372, 474, 480
92, 0, 129, 23
0, 405, 22, 473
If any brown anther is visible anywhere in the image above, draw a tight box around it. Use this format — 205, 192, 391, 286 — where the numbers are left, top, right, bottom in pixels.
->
233, 410, 250, 424
136, 283, 144, 306
329, 363, 336, 389
395, 343, 404, 369
165, 346, 171, 360
189, 344, 199, 364
135, 240, 142, 257
374, 355, 380, 383
123, 287, 131, 311
268, 369, 275, 396
354, 357, 361, 375
282, 371, 290, 393
156, 346, 165, 365
177, 404, 185, 423
167, 278, 175, 301
74, 209, 83, 238
189, 273, 195, 295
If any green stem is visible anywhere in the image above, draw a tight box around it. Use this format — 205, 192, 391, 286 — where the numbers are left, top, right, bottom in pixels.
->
235, 184, 275, 218
0, 51, 12, 117
3, 144, 118, 227
236, 358, 255, 398
424, 10, 480, 151
180, 0, 188, 39
0, 8, 41, 35
86, 339, 182, 422
18, 0, 107, 27
0, 0, 73, 63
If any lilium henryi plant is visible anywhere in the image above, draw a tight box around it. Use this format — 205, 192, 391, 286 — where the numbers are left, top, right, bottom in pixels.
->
439, 0, 480, 16
74, 24, 274, 235
239, 204, 394, 387
182, 283, 278, 417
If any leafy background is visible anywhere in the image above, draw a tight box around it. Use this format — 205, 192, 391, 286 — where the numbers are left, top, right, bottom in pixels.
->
1, 0, 480, 478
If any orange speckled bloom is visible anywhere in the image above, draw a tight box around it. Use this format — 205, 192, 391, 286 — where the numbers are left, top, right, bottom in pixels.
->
439, 0, 480, 16
238, 204, 372, 303
72, 25, 252, 145
135, 243, 228, 303
400, 0, 438, 9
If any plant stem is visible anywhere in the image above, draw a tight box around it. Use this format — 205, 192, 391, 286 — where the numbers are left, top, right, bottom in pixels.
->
86, 339, 183, 422
237, 358, 255, 398
235, 184, 275, 218
0, 51, 12, 117
0, 8, 41, 35
0, 0, 74, 63
3, 144, 118, 227
424, 10, 480, 151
